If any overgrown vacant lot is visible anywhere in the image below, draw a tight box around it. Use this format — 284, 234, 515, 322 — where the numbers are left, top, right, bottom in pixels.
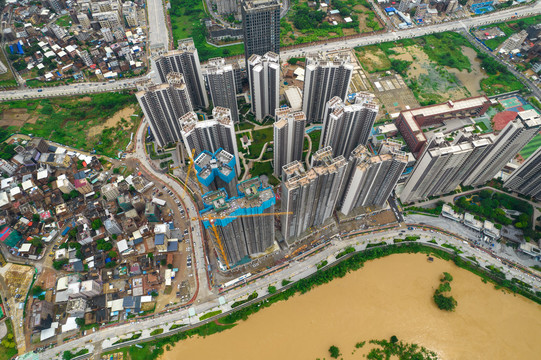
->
0, 92, 139, 158
355, 32, 523, 104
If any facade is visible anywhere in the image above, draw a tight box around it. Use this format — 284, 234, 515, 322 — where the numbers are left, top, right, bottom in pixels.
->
241, 0, 280, 63
394, 96, 492, 156
180, 107, 241, 173
216, 0, 238, 14
194, 149, 238, 197
281, 148, 347, 245
302, 52, 353, 123
200, 178, 276, 267
273, 107, 306, 177
339, 144, 407, 215
465, 110, 541, 186
136, 73, 193, 147
154, 40, 209, 108
504, 147, 541, 200
205, 58, 239, 123
248, 52, 280, 121
320, 92, 378, 158
400, 130, 495, 203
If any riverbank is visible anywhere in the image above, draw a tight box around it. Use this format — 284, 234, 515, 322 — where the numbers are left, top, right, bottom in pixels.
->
107, 242, 541, 359
161, 252, 541, 359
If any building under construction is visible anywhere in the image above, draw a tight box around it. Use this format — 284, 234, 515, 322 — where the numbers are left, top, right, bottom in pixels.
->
200, 177, 276, 268
194, 148, 238, 197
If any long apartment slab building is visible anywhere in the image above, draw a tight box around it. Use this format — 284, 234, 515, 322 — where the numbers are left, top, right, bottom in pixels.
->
400, 110, 541, 203
395, 96, 492, 156
200, 177, 276, 267
504, 146, 541, 200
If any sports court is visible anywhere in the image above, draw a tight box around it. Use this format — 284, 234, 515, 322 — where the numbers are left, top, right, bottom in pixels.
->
471, 2, 494, 14
498, 95, 538, 113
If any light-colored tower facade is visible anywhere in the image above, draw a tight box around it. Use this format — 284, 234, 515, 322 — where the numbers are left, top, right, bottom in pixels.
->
154, 39, 209, 108
339, 145, 407, 215
136, 73, 193, 147
206, 58, 239, 123
180, 107, 241, 173
504, 147, 541, 200
241, 0, 280, 63
248, 52, 280, 122
281, 148, 347, 245
464, 110, 541, 187
273, 107, 306, 177
320, 92, 378, 158
302, 52, 353, 124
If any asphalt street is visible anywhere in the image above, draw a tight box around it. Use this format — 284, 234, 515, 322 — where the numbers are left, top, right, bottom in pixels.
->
1, 2, 539, 102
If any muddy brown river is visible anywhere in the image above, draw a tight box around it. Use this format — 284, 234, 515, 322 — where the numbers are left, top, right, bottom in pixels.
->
160, 253, 541, 359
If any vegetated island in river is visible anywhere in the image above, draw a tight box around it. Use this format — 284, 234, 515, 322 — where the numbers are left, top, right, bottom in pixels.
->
106, 242, 541, 360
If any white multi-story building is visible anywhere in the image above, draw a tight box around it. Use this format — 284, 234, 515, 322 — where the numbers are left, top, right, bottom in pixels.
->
248, 52, 280, 122
273, 107, 306, 177
180, 107, 241, 173
136, 73, 194, 147
339, 144, 407, 215
464, 110, 541, 186
154, 40, 209, 109
320, 92, 378, 158
205, 58, 239, 123
303, 52, 353, 124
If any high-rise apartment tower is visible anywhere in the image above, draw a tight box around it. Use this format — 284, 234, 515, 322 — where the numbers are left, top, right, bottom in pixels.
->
205, 58, 239, 123
154, 39, 209, 108
302, 52, 353, 123
241, 0, 280, 63
136, 73, 193, 147
320, 92, 378, 158
273, 107, 307, 177
248, 52, 280, 121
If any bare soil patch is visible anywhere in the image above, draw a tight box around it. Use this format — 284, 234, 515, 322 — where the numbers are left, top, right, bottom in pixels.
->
87, 105, 136, 138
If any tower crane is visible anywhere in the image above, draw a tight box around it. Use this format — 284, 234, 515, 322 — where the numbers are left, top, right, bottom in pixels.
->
184, 148, 204, 195
191, 211, 293, 270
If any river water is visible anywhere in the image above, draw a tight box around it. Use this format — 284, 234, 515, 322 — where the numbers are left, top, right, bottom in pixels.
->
160, 254, 541, 359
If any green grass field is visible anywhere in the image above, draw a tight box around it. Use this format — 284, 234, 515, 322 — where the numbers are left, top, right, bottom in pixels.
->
0, 93, 139, 158
520, 133, 541, 160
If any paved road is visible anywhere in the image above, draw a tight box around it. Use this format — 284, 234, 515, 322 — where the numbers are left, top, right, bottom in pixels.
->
147, 0, 170, 51
38, 217, 541, 359
2, 2, 540, 102
280, 2, 541, 58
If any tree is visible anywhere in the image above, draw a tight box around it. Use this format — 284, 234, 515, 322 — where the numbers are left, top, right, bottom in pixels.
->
329, 345, 340, 359
390, 335, 398, 343
91, 218, 103, 230
32, 285, 44, 296
108, 250, 118, 259
75, 318, 85, 326
160, 259, 166, 266
268, 285, 277, 294
32, 213, 40, 223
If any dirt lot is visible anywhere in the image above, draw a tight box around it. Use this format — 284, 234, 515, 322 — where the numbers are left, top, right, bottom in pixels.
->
87, 105, 137, 138
0, 108, 38, 128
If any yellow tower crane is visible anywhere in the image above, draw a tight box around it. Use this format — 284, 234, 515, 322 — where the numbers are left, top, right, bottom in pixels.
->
192, 211, 293, 270
184, 148, 204, 195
